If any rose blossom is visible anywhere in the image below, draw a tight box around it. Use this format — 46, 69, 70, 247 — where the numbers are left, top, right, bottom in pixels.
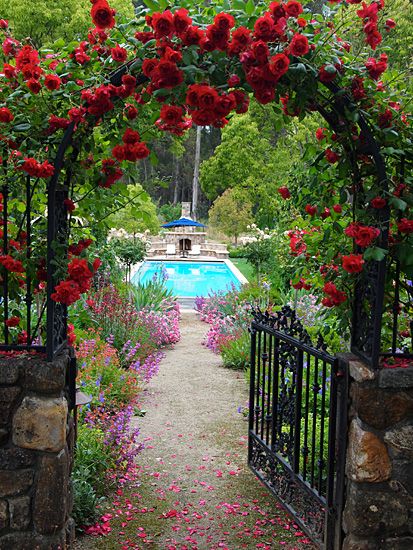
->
278, 186, 291, 199
342, 254, 364, 273
397, 219, 413, 235
289, 34, 309, 56
91, 0, 115, 30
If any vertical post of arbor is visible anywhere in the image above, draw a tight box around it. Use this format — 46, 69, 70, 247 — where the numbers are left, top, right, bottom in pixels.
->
314, 87, 413, 548
0, 123, 77, 547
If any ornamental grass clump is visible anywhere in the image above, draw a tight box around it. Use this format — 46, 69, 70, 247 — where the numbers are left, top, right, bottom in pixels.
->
131, 269, 176, 312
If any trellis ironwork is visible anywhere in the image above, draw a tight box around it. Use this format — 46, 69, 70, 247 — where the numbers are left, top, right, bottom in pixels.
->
314, 82, 413, 368
249, 306, 348, 549
0, 63, 146, 363
0, 57, 410, 371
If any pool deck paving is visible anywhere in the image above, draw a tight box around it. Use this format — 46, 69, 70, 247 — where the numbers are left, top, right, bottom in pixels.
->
75, 311, 313, 549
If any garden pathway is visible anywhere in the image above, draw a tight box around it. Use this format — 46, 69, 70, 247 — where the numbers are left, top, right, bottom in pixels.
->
78, 311, 312, 549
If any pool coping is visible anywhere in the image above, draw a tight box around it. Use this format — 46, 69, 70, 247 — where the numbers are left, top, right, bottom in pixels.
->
130, 258, 248, 295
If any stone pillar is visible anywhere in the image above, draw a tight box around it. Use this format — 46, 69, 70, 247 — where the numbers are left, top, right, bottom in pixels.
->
342, 355, 413, 549
0, 352, 75, 550
181, 202, 191, 218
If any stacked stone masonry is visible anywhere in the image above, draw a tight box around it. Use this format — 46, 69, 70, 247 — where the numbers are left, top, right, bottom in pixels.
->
343, 357, 413, 550
0, 352, 74, 550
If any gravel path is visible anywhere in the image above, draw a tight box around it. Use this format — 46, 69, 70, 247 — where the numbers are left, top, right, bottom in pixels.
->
76, 311, 312, 549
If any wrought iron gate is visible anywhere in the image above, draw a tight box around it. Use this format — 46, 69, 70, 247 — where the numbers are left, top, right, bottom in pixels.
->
248, 307, 348, 549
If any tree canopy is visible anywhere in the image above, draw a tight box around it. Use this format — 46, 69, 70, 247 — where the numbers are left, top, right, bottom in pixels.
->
209, 188, 254, 244
0, 0, 135, 47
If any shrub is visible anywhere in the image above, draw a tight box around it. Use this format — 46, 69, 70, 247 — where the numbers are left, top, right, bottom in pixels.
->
74, 424, 115, 493
82, 284, 180, 359
228, 245, 246, 258
131, 271, 176, 312
72, 424, 114, 526
72, 472, 103, 528
77, 334, 139, 409
220, 331, 250, 370
111, 237, 148, 280
158, 202, 182, 223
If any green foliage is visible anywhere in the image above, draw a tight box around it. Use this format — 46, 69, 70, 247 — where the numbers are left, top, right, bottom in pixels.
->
72, 473, 103, 528
227, 245, 246, 259
158, 202, 182, 223
72, 424, 114, 526
242, 233, 275, 282
107, 184, 160, 235
220, 332, 251, 370
0, 0, 135, 47
208, 188, 253, 244
200, 115, 276, 202
199, 105, 322, 229
111, 238, 147, 269
131, 271, 176, 312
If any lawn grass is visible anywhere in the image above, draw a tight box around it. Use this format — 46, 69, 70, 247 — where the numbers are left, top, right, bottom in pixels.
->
230, 258, 256, 283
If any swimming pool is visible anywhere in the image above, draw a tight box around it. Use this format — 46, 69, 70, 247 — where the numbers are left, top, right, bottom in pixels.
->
132, 261, 244, 297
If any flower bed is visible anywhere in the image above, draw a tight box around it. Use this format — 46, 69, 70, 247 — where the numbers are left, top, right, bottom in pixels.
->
71, 283, 180, 529
195, 287, 252, 368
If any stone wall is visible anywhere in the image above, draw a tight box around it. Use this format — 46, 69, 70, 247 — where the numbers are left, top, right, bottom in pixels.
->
343, 357, 413, 550
0, 352, 75, 550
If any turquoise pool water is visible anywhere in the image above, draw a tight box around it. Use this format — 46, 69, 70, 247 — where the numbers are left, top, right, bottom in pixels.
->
132, 261, 242, 297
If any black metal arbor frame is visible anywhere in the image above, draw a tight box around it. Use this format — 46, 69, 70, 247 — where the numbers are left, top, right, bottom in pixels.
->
1, 62, 411, 365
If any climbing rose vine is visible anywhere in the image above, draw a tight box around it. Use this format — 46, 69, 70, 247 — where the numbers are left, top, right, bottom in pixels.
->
0, 0, 411, 345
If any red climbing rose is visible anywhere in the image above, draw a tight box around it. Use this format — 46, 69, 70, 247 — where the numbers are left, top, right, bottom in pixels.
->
5, 316, 20, 327
278, 186, 291, 199
289, 34, 309, 56
44, 74, 61, 91
91, 0, 115, 30
51, 280, 82, 305
397, 219, 413, 234
0, 107, 13, 122
342, 254, 364, 273
285, 1, 303, 18
111, 45, 127, 62
371, 197, 387, 209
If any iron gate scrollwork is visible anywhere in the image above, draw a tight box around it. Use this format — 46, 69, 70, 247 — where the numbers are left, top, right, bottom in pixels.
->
248, 306, 348, 549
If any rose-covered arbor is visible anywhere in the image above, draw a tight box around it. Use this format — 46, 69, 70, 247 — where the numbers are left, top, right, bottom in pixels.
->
0, 0, 411, 367
0, 0, 412, 546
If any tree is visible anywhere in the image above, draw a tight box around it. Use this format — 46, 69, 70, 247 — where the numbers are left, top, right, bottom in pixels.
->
192, 125, 202, 220
0, 0, 135, 47
107, 184, 160, 235
158, 202, 182, 223
242, 226, 276, 283
208, 189, 253, 245
200, 107, 320, 228
110, 237, 147, 282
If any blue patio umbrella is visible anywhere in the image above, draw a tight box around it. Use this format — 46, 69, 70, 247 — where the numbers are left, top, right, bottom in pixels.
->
162, 217, 206, 228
